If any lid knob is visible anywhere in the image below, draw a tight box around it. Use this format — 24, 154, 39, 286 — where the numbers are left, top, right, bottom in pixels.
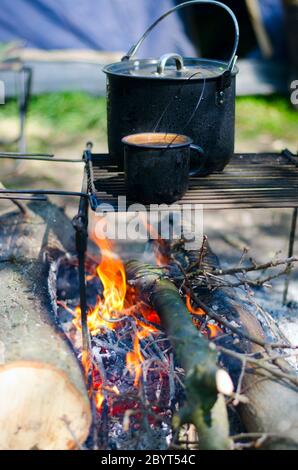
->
157, 53, 185, 75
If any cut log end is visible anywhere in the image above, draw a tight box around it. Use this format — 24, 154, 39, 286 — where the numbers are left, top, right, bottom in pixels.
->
0, 202, 92, 450
0, 361, 91, 450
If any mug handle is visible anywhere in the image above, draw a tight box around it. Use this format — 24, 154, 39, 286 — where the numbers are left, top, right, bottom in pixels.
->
189, 144, 207, 176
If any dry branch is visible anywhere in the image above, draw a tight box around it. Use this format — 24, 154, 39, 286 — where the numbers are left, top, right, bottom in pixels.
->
212, 256, 298, 276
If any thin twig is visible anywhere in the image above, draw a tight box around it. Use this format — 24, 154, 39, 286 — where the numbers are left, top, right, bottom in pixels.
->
233, 357, 247, 406
218, 345, 298, 387
173, 259, 296, 349
185, 287, 297, 350
213, 257, 298, 276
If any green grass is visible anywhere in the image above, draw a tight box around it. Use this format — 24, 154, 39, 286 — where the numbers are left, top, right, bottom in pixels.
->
236, 95, 298, 142
30, 92, 107, 134
1, 91, 107, 135
0, 92, 297, 149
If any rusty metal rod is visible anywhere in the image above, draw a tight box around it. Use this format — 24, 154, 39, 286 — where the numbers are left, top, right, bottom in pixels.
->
283, 208, 298, 305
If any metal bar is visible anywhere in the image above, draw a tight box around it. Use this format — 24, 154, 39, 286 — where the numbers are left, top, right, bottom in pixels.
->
76, 220, 89, 359
0, 189, 89, 198
92, 192, 298, 199
0, 152, 54, 157
72, 171, 91, 381
94, 171, 298, 177
0, 154, 84, 162
283, 207, 298, 305
93, 202, 298, 212
92, 152, 294, 162
0, 195, 47, 201
93, 196, 298, 204
94, 178, 298, 184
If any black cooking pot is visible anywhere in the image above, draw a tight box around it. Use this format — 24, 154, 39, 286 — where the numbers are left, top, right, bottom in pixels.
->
103, 0, 239, 176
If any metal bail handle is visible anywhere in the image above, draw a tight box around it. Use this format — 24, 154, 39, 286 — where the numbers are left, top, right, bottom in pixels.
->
122, 0, 239, 73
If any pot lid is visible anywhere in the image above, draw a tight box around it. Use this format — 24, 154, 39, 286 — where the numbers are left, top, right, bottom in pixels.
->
103, 54, 238, 81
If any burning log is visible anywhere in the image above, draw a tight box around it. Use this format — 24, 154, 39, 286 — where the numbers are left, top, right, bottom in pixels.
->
0, 203, 91, 450
126, 261, 233, 450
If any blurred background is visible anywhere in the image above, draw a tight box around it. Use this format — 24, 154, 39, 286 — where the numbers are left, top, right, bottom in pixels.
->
0, 0, 297, 300
0, 0, 297, 157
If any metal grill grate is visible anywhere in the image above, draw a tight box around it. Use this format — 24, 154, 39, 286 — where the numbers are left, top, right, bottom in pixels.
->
89, 150, 298, 211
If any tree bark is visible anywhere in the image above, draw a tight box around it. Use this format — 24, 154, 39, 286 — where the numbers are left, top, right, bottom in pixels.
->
0, 203, 91, 450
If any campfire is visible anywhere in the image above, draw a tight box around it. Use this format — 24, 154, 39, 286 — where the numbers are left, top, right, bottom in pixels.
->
54, 218, 298, 451
0, 0, 297, 453
0, 196, 297, 451
57, 233, 219, 449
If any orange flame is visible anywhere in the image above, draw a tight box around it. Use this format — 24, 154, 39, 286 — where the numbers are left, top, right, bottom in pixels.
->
95, 391, 105, 410
71, 237, 128, 336
71, 233, 160, 389
81, 350, 91, 377
91, 365, 121, 412
186, 295, 206, 316
207, 323, 223, 339
185, 296, 222, 339
96, 238, 127, 314
126, 335, 144, 387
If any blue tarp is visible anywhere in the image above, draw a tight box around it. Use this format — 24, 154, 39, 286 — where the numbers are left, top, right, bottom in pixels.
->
0, 0, 195, 57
